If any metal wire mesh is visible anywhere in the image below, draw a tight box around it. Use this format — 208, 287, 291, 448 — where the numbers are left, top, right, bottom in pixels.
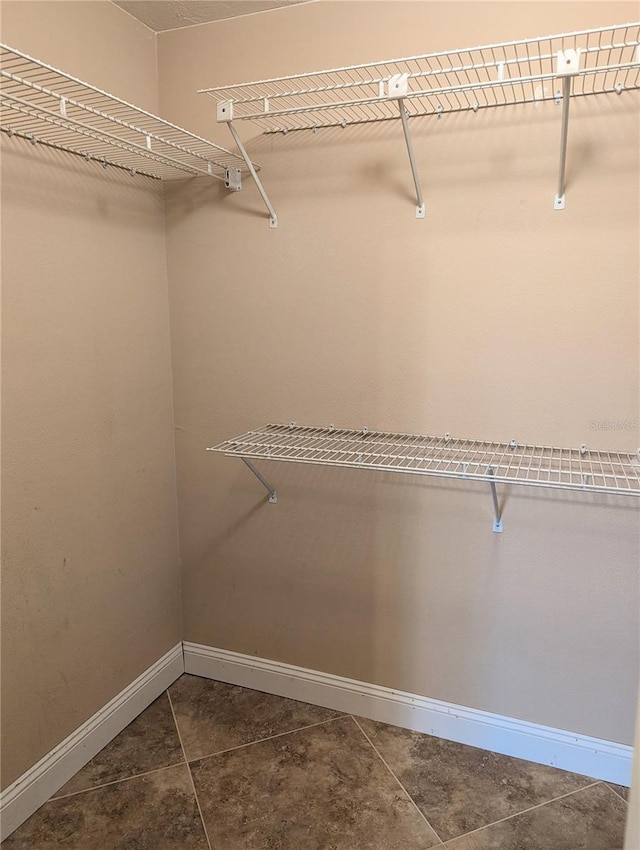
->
200, 23, 640, 132
208, 424, 640, 497
0, 43, 255, 179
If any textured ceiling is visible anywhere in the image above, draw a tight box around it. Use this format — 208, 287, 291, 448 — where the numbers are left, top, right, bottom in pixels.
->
113, 0, 312, 32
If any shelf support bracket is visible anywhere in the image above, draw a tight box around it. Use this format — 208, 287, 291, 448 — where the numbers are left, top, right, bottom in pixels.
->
241, 457, 278, 503
487, 466, 503, 532
396, 95, 425, 218
227, 122, 278, 228
553, 49, 579, 210
217, 101, 277, 228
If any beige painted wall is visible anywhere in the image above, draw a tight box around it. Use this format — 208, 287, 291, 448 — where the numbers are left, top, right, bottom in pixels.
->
0, 0, 637, 792
160, 1, 639, 745
1, 2, 181, 788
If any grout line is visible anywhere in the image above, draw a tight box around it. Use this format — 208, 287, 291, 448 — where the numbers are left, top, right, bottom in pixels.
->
186, 714, 348, 765
441, 780, 603, 846
51, 690, 188, 801
602, 781, 630, 805
350, 716, 446, 847
49, 761, 189, 801
167, 690, 213, 850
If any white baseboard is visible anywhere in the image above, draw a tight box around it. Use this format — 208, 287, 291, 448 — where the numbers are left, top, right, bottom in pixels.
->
0, 643, 184, 842
184, 641, 633, 787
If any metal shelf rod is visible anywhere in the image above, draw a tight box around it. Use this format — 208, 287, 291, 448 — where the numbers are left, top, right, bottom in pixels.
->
241, 457, 278, 503
227, 121, 278, 227
397, 98, 425, 218
488, 466, 503, 532
554, 75, 573, 209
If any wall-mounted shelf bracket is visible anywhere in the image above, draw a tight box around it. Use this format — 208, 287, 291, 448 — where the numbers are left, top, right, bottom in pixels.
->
487, 466, 503, 532
225, 167, 242, 191
218, 100, 278, 227
241, 457, 278, 503
389, 75, 425, 218
553, 48, 580, 210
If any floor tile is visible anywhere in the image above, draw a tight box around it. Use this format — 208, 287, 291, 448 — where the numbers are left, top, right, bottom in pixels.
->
356, 718, 592, 842
52, 694, 184, 798
190, 715, 441, 849
169, 673, 343, 760
1, 764, 209, 850
443, 782, 627, 849
606, 782, 629, 802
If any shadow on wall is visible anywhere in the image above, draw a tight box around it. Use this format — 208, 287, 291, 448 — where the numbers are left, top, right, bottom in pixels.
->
1, 139, 165, 228
232, 93, 638, 168
162, 172, 267, 224
163, 93, 638, 228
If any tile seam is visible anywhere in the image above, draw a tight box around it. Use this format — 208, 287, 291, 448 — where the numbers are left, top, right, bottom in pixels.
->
350, 716, 446, 847
441, 780, 603, 845
185, 713, 348, 765
602, 781, 630, 805
167, 689, 213, 850
48, 761, 190, 802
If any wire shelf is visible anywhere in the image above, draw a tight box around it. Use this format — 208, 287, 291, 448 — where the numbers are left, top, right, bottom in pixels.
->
0, 43, 255, 180
200, 23, 640, 132
208, 424, 640, 498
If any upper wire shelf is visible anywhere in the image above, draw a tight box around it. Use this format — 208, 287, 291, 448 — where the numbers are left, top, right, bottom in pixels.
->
0, 43, 255, 180
208, 423, 640, 521
198, 24, 640, 225
200, 23, 640, 132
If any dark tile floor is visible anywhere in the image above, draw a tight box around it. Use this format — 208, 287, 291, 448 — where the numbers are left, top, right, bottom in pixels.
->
2, 674, 629, 849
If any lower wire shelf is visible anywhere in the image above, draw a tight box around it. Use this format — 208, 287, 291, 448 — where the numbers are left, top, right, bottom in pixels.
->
207, 423, 640, 532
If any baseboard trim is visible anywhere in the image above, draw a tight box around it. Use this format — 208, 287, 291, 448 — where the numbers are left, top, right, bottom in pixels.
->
183, 642, 632, 787
0, 643, 184, 842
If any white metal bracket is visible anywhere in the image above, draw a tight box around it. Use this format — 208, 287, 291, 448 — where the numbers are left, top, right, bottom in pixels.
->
386, 76, 426, 217
553, 49, 580, 210
226, 121, 278, 228
217, 101, 278, 227
225, 168, 242, 191
487, 466, 503, 532
396, 97, 426, 219
217, 99, 234, 123
387, 73, 409, 97
556, 47, 581, 77
241, 457, 278, 503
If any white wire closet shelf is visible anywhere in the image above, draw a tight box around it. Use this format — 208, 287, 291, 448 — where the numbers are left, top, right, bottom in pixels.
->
199, 23, 640, 222
0, 43, 255, 181
208, 424, 640, 531
201, 23, 640, 131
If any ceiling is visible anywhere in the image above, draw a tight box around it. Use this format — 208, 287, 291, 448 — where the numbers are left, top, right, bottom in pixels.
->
113, 0, 312, 32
